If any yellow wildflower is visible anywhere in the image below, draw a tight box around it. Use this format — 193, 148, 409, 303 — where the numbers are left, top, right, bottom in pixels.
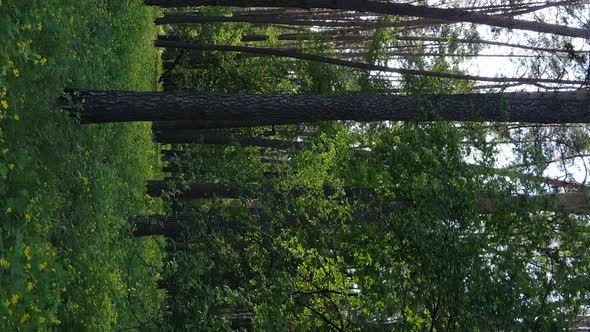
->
25, 262, 31, 270
13, 69, 19, 77
1, 100, 7, 109
10, 294, 19, 305
13, 114, 19, 121
40, 57, 47, 65
8, 164, 14, 170
20, 312, 30, 323
39, 261, 48, 270
6, 207, 12, 214
0, 258, 9, 268
24, 246, 30, 260
26, 282, 34, 291
1, 86, 6, 96
38, 317, 46, 324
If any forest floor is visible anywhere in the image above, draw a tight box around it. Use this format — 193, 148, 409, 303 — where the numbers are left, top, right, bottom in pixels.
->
1, 1, 166, 330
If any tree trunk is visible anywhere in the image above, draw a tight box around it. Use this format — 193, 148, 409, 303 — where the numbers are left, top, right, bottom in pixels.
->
482, 191, 590, 214
68, 89, 590, 125
146, 179, 170, 197
232, 7, 312, 16
146, 180, 590, 213
262, 171, 284, 178
163, 165, 182, 173
155, 13, 443, 28
146, 180, 244, 198
153, 40, 584, 85
161, 149, 189, 161
259, 155, 289, 165
241, 33, 372, 43
144, 0, 590, 38
393, 36, 588, 55
153, 119, 274, 130
222, 306, 254, 331
132, 214, 249, 236
146, 180, 388, 201
338, 51, 538, 59
131, 216, 183, 238
157, 278, 177, 295
152, 131, 306, 149
453, 0, 583, 17
244, 32, 587, 55
166, 241, 191, 251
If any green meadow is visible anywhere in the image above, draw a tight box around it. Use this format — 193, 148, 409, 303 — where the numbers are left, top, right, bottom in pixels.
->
1, 1, 165, 330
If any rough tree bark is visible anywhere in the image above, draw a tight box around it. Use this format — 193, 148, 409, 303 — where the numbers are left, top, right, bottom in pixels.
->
143, 0, 590, 38
153, 119, 275, 130
67, 89, 590, 125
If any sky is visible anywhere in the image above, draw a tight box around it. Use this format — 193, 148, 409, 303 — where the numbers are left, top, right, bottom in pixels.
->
422, 2, 590, 185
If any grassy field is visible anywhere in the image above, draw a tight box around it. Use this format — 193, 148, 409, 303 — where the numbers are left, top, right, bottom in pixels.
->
1, 1, 165, 330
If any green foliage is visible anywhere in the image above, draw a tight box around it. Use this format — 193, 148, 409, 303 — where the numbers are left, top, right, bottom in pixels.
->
162, 17, 299, 94
162, 50, 590, 329
0, 0, 164, 330
5, 1, 589, 331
